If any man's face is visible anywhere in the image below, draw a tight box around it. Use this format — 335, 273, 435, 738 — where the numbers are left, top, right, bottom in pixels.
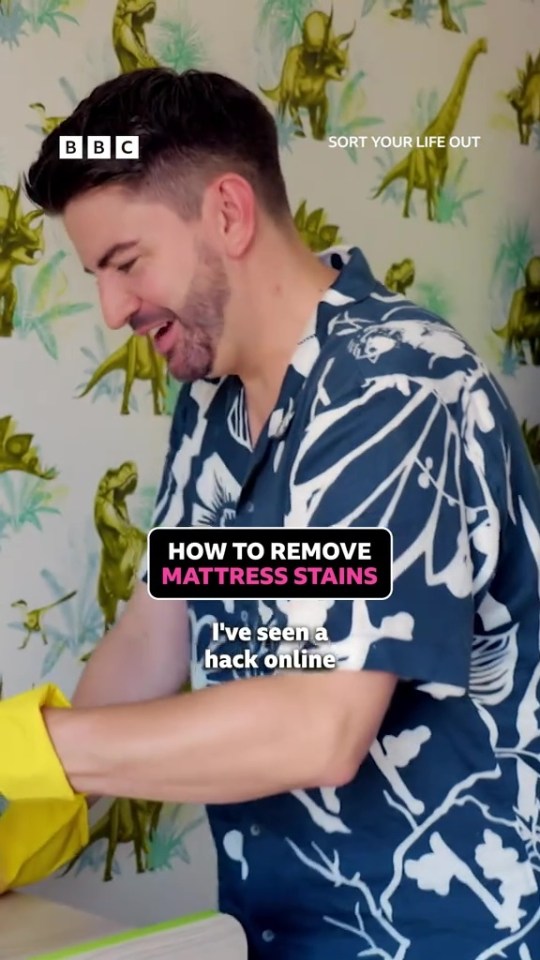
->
63, 184, 230, 381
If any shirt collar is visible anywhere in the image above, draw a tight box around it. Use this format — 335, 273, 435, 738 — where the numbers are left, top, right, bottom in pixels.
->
319, 244, 377, 304
266, 245, 377, 441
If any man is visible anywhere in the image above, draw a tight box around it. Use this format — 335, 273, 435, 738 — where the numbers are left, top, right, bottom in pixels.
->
10, 67, 540, 957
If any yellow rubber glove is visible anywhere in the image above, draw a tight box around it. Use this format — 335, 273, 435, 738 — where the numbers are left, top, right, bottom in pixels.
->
0, 683, 89, 892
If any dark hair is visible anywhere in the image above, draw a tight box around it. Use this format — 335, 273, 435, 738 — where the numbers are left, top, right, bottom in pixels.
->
24, 68, 290, 220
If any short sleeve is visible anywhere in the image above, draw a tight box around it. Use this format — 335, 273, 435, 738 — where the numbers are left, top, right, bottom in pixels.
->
285, 374, 481, 697
139, 389, 188, 584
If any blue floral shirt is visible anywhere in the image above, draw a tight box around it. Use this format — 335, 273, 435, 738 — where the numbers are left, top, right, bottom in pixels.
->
141, 246, 540, 959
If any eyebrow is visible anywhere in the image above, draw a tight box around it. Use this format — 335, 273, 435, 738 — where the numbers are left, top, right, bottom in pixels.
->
84, 240, 139, 275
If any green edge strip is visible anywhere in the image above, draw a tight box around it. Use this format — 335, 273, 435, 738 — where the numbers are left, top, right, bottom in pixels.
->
26, 909, 217, 959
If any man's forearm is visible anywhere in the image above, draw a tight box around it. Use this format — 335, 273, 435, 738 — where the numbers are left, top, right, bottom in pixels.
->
72, 592, 190, 709
73, 628, 188, 708
43, 672, 358, 804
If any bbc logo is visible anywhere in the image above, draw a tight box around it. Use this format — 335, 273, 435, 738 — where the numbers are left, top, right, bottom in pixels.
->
59, 136, 139, 160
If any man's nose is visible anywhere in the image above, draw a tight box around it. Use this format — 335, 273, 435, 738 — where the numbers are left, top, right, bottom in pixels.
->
99, 283, 140, 331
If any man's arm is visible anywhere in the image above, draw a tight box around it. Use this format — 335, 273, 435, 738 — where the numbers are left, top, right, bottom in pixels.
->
43, 371, 476, 808
44, 668, 397, 803
75, 384, 191, 709
72, 581, 190, 707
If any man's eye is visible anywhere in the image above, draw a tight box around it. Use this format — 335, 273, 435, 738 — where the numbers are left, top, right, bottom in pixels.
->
118, 259, 137, 273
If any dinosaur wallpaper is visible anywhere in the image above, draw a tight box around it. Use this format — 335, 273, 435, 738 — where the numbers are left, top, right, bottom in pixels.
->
0, 0, 539, 930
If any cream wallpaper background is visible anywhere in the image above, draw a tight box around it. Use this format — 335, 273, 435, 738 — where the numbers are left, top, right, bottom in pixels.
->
0, 0, 538, 928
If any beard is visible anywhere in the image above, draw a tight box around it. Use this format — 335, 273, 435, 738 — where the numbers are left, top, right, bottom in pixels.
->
131, 240, 230, 382
168, 240, 230, 381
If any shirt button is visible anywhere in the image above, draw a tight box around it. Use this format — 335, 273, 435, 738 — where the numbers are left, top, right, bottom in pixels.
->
246, 501, 254, 513
262, 930, 275, 942
250, 823, 260, 835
